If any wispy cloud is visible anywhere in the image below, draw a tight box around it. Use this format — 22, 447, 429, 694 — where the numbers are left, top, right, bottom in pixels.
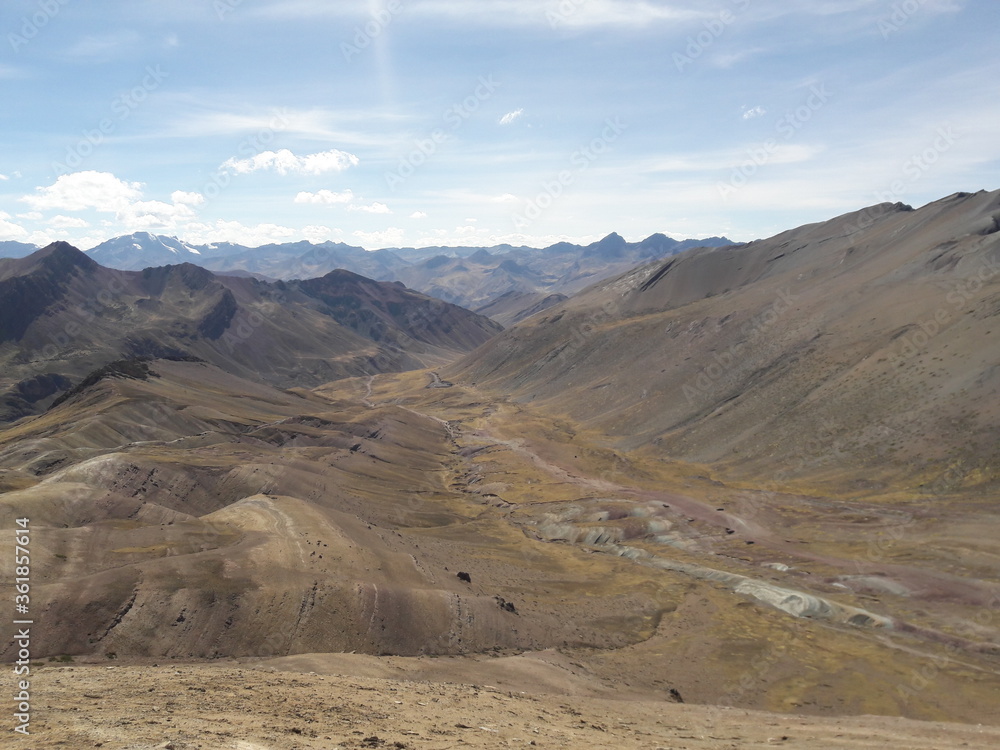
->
0, 65, 28, 80
161, 107, 405, 148
250, 1, 369, 19
413, 0, 707, 28
61, 31, 143, 62
641, 144, 824, 174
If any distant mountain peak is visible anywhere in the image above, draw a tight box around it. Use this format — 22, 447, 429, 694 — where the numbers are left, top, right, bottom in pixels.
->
87, 233, 204, 269
597, 232, 627, 247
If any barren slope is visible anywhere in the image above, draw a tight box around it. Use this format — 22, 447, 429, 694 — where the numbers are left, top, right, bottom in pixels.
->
450, 190, 1000, 495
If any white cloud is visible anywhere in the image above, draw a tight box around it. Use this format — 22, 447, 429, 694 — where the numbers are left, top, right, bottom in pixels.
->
49, 215, 91, 229
353, 227, 405, 248
0, 173, 8, 181
116, 199, 199, 232
742, 105, 767, 120
499, 108, 524, 125
294, 189, 355, 204
181, 220, 297, 247
0, 215, 28, 240
303, 225, 340, 243
21, 171, 143, 212
410, 211, 428, 219
17, 212, 43, 221
348, 202, 392, 214
171, 190, 205, 206
221, 148, 359, 176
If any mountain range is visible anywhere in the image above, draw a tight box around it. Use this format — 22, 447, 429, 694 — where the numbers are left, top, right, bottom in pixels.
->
1, 231, 732, 322
0, 243, 499, 421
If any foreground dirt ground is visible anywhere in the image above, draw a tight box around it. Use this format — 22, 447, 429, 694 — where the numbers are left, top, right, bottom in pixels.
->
16, 661, 1000, 749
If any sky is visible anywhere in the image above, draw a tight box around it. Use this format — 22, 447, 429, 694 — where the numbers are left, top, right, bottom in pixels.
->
1, 0, 998, 251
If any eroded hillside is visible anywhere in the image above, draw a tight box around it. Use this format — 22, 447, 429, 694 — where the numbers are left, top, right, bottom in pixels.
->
450, 190, 1000, 496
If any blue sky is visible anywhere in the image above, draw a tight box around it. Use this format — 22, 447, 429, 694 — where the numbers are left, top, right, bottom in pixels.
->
1, 0, 998, 250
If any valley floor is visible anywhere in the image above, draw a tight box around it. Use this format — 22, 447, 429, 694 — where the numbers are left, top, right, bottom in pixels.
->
3, 361, 999, 742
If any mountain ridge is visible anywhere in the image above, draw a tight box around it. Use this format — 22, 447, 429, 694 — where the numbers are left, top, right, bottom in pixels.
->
0, 244, 501, 421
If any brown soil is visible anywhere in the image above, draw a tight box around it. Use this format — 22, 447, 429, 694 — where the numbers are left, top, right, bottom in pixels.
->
21, 661, 1000, 749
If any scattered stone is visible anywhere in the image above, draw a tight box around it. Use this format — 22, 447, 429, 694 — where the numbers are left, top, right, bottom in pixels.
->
496, 596, 518, 614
